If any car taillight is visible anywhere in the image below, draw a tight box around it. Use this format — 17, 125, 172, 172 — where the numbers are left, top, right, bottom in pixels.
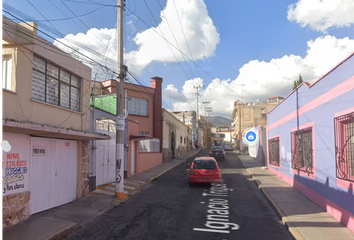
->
209, 151, 212, 154
223, 151, 225, 154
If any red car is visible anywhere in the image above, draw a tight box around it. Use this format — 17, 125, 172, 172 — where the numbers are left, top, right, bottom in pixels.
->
189, 157, 222, 186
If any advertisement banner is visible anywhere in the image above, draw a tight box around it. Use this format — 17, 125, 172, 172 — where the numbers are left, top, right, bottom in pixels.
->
2, 133, 30, 196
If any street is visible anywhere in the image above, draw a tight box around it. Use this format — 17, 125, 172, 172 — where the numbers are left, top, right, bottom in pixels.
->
64, 149, 293, 240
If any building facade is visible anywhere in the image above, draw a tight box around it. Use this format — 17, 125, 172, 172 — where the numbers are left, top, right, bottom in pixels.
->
2, 16, 109, 228
162, 109, 192, 162
231, 99, 281, 149
267, 52, 354, 232
90, 77, 164, 188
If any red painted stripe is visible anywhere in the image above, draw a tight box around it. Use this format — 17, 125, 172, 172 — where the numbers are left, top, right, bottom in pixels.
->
268, 76, 354, 131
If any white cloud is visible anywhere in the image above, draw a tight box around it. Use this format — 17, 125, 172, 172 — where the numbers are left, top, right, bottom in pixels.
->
125, 0, 220, 75
167, 36, 354, 118
54, 28, 118, 80
163, 84, 186, 102
288, 0, 354, 32
54, 0, 219, 79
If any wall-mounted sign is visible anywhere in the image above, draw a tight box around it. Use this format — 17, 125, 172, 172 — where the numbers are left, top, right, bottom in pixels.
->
32, 146, 46, 156
3, 133, 30, 196
116, 115, 126, 131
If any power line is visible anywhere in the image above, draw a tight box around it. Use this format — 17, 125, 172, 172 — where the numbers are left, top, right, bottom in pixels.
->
171, 0, 199, 76
156, 0, 195, 79
143, 0, 191, 80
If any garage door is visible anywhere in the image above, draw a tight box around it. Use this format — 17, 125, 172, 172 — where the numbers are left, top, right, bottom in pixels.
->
30, 137, 77, 214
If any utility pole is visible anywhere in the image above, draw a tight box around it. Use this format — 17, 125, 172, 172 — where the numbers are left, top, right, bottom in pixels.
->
115, 0, 126, 200
202, 101, 210, 119
194, 85, 203, 125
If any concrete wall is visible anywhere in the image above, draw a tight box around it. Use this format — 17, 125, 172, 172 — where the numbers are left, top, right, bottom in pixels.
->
162, 109, 191, 162
2, 17, 91, 132
136, 152, 163, 174
2, 17, 93, 228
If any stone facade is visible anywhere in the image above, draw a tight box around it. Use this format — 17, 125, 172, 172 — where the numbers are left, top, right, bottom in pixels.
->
79, 140, 90, 197
162, 148, 172, 163
175, 146, 187, 158
3, 192, 30, 228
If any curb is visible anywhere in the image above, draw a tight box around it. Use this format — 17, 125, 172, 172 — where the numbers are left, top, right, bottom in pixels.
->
48, 201, 118, 240
47, 150, 202, 240
145, 149, 202, 185
251, 175, 304, 240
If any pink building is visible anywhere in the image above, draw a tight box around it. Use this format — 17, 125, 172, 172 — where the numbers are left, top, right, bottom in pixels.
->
90, 77, 163, 188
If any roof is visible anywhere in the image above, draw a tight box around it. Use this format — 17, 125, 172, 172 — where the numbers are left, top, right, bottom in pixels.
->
267, 51, 354, 115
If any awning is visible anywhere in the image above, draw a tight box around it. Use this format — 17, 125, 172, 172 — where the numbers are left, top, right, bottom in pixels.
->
3, 119, 110, 140
129, 135, 153, 140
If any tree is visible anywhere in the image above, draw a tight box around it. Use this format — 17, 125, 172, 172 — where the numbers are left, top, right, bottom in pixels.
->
292, 74, 303, 90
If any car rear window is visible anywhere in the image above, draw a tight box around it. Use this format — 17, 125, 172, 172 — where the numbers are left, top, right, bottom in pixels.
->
193, 160, 216, 169
211, 146, 223, 151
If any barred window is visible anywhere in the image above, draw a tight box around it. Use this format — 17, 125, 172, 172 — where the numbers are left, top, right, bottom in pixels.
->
292, 127, 313, 173
268, 137, 280, 166
128, 97, 148, 116
335, 112, 354, 182
32, 55, 80, 111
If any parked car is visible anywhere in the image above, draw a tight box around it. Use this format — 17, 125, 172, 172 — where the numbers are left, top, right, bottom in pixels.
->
189, 157, 222, 186
223, 143, 233, 151
209, 146, 225, 161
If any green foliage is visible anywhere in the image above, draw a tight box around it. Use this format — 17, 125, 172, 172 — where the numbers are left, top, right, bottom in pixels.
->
292, 74, 303, 90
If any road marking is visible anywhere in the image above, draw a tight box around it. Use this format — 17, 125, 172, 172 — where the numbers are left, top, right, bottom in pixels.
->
193, 183, 240, 234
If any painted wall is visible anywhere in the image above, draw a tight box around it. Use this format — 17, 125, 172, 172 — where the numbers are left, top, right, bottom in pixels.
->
267, 53, 354, 232
162, 109, 191, 162
2, 17, 94, 228
136, 152, 163, 174
2, 17, 91, 132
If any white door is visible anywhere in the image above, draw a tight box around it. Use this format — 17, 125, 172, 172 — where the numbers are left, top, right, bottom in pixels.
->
95, 145, 106, 186
96, 130, 116, 186
30, 138, 77, 214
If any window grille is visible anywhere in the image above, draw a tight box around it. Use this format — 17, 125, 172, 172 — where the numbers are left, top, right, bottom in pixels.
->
127, 97, 148, 116
335, 112, 354, 182
268, 137, 280, 166
139, 138, 160, 152
292, 127, 313, 173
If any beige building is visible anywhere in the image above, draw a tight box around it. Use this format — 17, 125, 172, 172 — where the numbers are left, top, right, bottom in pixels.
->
2, 16, 108, 228
162, 109, 192, 162
231, 97, 283, 148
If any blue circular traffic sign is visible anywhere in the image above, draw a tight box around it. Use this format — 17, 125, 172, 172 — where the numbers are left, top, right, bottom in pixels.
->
245, 130, 257, 143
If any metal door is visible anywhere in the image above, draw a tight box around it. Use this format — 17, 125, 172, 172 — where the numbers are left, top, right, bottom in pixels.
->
96, 129, 116, 186
30, 137, 77, 214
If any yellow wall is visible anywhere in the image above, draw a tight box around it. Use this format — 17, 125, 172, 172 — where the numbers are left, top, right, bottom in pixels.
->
2, 18, 92, 132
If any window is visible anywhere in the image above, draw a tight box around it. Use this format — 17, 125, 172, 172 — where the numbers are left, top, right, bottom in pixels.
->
139, 138, 160, 152
335, 112, 354, 182
292, 127, 313, 173
193, 160, 216, 170
32, 55, 80, 111
268, 137, 280, 166
2, 56, 12, 91
127, 97, 148, 116
139, 131, 149, 136
180, 136, 182, 143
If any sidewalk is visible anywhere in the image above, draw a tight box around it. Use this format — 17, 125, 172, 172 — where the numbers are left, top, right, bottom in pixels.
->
238, 154, 354, 240
3, 149, 201, 240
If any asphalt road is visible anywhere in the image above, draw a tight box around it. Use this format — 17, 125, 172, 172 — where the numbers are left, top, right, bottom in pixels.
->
64, 149, 293, 240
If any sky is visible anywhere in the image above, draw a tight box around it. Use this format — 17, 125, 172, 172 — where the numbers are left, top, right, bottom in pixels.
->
3, 0, 354, 118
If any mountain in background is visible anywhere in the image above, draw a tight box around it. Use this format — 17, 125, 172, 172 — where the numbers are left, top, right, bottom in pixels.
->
207, 116, 233, 127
